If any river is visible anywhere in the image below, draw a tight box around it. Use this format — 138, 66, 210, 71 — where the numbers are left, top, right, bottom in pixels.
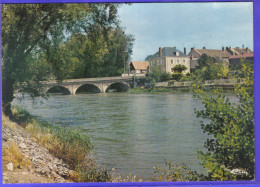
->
12, 92, 238, 180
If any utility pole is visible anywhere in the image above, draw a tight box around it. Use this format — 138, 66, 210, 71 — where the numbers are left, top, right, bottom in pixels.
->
123, 41, 129, 76
123, 53, 126, 74
127, 54, 130, 76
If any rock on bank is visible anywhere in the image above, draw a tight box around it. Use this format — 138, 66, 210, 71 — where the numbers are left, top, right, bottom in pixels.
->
2, 114, 73, 183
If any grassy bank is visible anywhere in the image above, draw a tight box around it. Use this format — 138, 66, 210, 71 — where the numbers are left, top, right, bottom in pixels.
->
10, 106, 112, 182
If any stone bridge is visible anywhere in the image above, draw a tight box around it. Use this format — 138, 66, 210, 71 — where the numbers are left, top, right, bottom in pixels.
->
41, 76, 133, 95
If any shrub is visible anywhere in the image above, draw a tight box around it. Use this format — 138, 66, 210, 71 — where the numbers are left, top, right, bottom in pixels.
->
153, 159, 203, 182
2, 141, 32, 170
160, 72, 171, 82
193, 60, 254, 180
172, 73, 183, 81
172, 64, 187, 73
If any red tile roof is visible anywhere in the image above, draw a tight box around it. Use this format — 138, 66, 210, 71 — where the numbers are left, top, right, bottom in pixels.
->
229, 53, 254, 59
194, 49, 231, 58
131, 61, 149, 70
231, 48, 253, 55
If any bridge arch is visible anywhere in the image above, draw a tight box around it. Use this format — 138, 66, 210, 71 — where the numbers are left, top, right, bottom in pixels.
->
46, 85, 71, 95
75, 83, 102, 94
105, 82, 129, 93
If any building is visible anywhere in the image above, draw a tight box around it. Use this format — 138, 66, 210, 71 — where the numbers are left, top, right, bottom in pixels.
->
226, 47, 253, 56
129, 61, 149, 74
229, 53, 254, 66
148, 47, 190, 74
188, 47, 253, 70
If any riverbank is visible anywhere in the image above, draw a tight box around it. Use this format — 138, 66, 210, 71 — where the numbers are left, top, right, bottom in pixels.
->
128, 86, 236, 94
2, 112, 72, 183
2, 107, 115, 183
130, 78, 241, 94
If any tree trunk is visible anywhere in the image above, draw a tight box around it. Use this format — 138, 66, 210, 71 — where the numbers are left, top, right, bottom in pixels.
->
2, 75, 14, 116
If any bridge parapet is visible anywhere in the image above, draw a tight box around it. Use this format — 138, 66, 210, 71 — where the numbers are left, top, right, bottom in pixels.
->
40, 76, 132, 84
41, 76, 133, 94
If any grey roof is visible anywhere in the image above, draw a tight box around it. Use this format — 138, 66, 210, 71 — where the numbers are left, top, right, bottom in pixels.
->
150, 47, 188, 58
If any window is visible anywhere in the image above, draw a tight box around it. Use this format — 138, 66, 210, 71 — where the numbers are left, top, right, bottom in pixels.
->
183, 60, 185, 62
171, 59, 173, 64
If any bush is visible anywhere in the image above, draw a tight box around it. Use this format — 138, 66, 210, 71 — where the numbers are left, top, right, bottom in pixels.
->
160, 72, 171, 82
153, 159, 203, 182
179, 75, 192, 81
193, 60, 254, 180
3, 141, 32, 170
192, 54, 230, 82
172, 64, 187, 73
172, 73, 183, 81
134, 77, 146, 86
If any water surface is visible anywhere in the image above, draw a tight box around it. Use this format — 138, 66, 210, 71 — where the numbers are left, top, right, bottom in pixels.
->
12, 92, 238, 180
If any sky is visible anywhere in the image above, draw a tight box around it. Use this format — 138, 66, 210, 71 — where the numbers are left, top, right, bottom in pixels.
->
117, 2, 253, 61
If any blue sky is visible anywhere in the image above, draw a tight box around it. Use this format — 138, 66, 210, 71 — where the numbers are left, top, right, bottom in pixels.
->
117, 2, 253, 61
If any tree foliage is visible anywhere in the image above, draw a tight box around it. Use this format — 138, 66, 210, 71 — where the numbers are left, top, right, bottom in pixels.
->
193, 54, 229, 82
193, 60, 254, 180
145, 54, 153, 61
147, 64, 171, 82
62, 26, 134, 79
153, 159, 203, 182
173, 64, 187, 73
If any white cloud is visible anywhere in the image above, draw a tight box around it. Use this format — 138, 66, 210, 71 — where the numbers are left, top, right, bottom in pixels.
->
211, 2, 252, 10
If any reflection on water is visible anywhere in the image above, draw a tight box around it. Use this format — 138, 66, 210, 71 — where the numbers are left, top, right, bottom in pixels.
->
12, 92, 238, 180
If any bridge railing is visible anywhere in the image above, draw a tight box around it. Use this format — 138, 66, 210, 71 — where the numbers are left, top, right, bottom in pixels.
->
38, 76, 133, 85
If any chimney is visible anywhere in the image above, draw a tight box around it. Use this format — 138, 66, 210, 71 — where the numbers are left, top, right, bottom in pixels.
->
184, 47, 186, 55
191, 47, 194, 51
242, 44, 245, 49
246, 47, 249, 53
203, 47, 206, 49
173, 46, 176, 50
222, 47, 224, 51
159, 47, 162, 57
